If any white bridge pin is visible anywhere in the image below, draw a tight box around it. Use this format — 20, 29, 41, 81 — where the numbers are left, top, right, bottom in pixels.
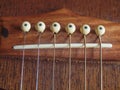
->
35, 21, 46, 33
21, 21, 31, 32
80, 24, 91, 35
95, 25, 105, 36
50, 22, 61, 33
65, 23, 76, 34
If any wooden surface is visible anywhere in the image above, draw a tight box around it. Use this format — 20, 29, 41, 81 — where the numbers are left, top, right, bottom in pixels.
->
0, 9, 120, 60
0, 0, 120, 22
0, 0, 120, 90
1, 57, 120, 90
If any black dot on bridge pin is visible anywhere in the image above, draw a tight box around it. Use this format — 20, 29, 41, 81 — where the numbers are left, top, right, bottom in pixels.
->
54, 24, 57, 27
39, 23, 42, 26
84, 26, 88, 29
99, 27, 102, 30
24, 23, 27, 26
1, 27, 9, 38
69, 25, 72, 28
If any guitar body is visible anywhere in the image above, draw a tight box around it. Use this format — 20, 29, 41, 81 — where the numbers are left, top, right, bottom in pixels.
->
0, 0, 120, 90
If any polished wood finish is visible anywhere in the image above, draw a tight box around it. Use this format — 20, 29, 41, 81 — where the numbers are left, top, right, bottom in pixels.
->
0, 0, 119, 22
1, 57, 120, 90
0, 9, 120, 90
0, 0, 120, 90
0, 9, 120, 61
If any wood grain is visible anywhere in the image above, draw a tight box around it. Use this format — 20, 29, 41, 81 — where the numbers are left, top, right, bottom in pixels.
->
0, 0, 120, 90
0, 56, 120, 90
0, 9, 120, 60
0, 0, 119, 22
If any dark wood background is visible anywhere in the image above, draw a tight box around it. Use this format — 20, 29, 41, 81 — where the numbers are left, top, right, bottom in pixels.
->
0, 0, 120, 90
0, 0, 120, 22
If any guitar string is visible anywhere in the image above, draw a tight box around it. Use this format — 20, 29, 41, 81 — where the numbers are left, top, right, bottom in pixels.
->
52, 33, 56, 90
35, 33, 41, 90
84, 35, 87, 90
20, 32, 26, 90
99, 36, 103, 90
69, 34, 72, 90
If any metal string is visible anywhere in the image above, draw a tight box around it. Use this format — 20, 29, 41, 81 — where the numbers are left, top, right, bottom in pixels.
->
99, 36, 103, 90
84, 35, 87, 90
20, 33, 26, 90
35, 33, 41, 90
52, 33, 56, 90
69, 34, 72, 90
